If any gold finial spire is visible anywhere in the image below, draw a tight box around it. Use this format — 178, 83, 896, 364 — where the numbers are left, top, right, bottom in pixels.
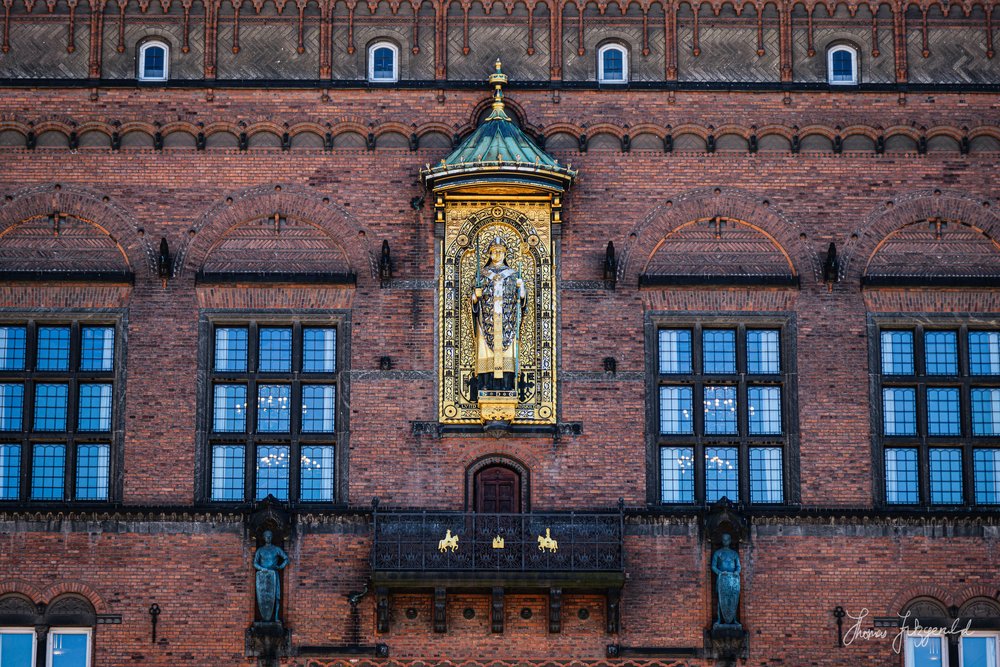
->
488, 58, 508, 112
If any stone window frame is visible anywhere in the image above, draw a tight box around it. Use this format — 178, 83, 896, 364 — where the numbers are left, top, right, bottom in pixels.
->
868, 313, 1000, 508
827, 43, 859, 85
367, 40, 400, 83
45, 627, 93, 667
195, 310, 351, 506
597, 42, 629, 84
644, 311, 800, 507
0, 311, 126, 504
137, 39, 170, 82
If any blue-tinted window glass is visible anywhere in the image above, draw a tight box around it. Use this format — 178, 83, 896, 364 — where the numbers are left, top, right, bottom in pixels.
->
885, 448, 918, 503
75, 443, 109, 501
883, 387, 917, 435
748, 386, 782, 434
926, 387, 961, 436
49, 631, 89, 667
705, 446, 738, 503
300, 445, 335, 502
78, 383, 112, 432
831, 49, 854, 81
0, 326, 26, 370
881, 331, 914, 375
33, 384, 68, 431
31, 443, 65, 500
258, 328, 292, 373
211, 444, 245, 501
37, 326, 70, 371
659, 386, 693, 434
0, 384, 24, 431
974, 449, 1000, 504
660, 446, 694, 503
0, 444, 20, 500
372, 46, 395, 80
750, 447, 783, 503
961, 635, 998, 667
929, 448, 962, 504
257, 385, 291, 432
214, 328, 248, 372
212, 384, 247, 432
80, 326, 115, 371
601, 47, 624, 80
704, 385, 738, 435
302, 385, 335, 433
747, 329, 780, 374
143, 45, 165, 78
256, 445, 290, 500
303, 328, 336, 373
924, 331, 958, 375
658, 329, 692, 374
0, 630, 34, 667
972, 388, 1000, 436
703, 330, 737, 374
969, 331, 1000, 375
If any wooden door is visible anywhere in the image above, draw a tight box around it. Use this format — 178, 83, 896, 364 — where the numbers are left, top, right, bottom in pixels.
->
476, 466, 520, 513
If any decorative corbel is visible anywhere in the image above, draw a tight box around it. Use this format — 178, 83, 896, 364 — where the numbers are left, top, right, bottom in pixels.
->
379, 240, 392, 286
549, 587, 562, 633
491, 587, 504, 633
606, 588, 621, 633
157, 237, 171, 285
822, 242, 839, 289
376, 587, 390, 633
603, 240, 617, 287
433, 587, 447, 633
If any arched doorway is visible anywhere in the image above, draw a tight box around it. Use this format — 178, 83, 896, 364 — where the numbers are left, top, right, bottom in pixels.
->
474, 465, 521, 513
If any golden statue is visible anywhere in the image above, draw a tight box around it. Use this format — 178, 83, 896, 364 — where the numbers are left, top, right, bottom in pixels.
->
471, 236, 526, 399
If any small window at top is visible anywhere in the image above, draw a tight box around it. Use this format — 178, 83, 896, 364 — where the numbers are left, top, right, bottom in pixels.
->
368, 42, 399, 82
598, 44, 628, 84
828, 45, 858, 85
138, 41, 169, 81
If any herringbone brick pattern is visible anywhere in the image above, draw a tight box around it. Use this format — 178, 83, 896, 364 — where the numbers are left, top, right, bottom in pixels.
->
908, 27, 999, 84
677, 25, 779, 82
644, 218, 794, 277
865, 220, 1000, 278
101, 21, 204, 79
0, 22, 88, 78
217, 21, 320, 79
0, 215, 128, 272
200, 217, 352, 274
448, 22, 550, 81
791, 27, 894, 83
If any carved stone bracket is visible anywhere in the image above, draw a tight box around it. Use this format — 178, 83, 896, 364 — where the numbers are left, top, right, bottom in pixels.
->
375, 587, 389, 634
247, 494, 292, 543
548, 587, 562, 633
433, 587, 447, 633
246, 621, 291, 667
491, 587, 504, 634
703, 497, 748, 547
703, 625, 748, 667
606, 587, 621, 634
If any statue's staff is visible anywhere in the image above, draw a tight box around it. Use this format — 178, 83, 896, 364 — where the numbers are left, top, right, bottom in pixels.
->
474, 231, 483, 289
514, 257, 523, 392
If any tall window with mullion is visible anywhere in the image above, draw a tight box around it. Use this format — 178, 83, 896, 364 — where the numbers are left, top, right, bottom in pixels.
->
206, 320, 340, 504
0, 320, 119, 503
873, 319, 1000, 506
653, 317, 795, 506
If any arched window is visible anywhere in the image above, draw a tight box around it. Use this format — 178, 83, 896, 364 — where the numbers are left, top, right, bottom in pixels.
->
368, 42, 399, 83
138, 40, 169, 81
827, 45, 858, 85
598, 43, 628, 83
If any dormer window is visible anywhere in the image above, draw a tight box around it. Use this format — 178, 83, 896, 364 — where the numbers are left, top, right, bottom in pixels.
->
368, 42, 399, 83
598, 43, 628, 84
138, 40, 169, 81
827, 44, 858, 85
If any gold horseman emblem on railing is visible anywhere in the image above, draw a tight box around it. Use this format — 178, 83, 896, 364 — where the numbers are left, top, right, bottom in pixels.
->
537, 528, 558, 553
438, 529, 459, 552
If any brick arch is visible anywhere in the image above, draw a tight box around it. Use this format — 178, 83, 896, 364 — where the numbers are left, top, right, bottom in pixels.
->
464, 453, 532, 511
955, 585, 1000, 607
0, 183, 154, 275
175, 183, 376, 283
39, 581, 108, 614
886, 586, 954, 615
841, 189, 1000, 281
619, 187, 814, 283
0, 579, 44, 603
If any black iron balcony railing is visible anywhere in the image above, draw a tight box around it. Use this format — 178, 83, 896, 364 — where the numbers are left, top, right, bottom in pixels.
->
371, 508, 624, 573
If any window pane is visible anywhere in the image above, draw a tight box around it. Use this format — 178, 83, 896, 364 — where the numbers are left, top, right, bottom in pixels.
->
881, 330, 914, 375
78, 383, 112, 432
303, 328, 336, 372
75, 443, 110, 501
703, 330, 736, 374
974, 449, 1000, 504
31, 443, 65, 500
831, 49, 853, 80
970, 331, 1000, 375
906, 636, 945, 667
883, 387, 916, 435
704, 385, 737, 435
659, 386, 693, 434
214, 327, 248, 372
33, 383, 68, 431
258, 327, 292, 372
302, 385, 335, 432
0, 383, 24, 431
658, 329, 692, 374
256, 445, 289, 500
750, 447, 783, 503
212, 384, 247, 432
257, 385, 291, 432
37, 326, 70, 371
747, 329, 780, 374
0, 631, 34, 667
885, 448, 918, 503
143, 45, 165, 78
972, 388, 1000, 436
929, 448, 962, 504
373, 46, 395, 79
0, 443, 20, 500
926, 387, 960, 436
0, 325, 27, 370
660, 446, 694, 503
211, 444, 245, 501
924, 330, 958, 375
300, 445, 335, 502
962, 635, 998, 667
602, 48, 624, 80
748, 386, 782, 434
705, 446, 738, 503
80, 326, 115, 371
49, 631, 88, 667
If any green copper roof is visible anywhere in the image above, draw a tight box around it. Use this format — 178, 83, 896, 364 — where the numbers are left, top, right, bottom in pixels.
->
421, 60, 576, 191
